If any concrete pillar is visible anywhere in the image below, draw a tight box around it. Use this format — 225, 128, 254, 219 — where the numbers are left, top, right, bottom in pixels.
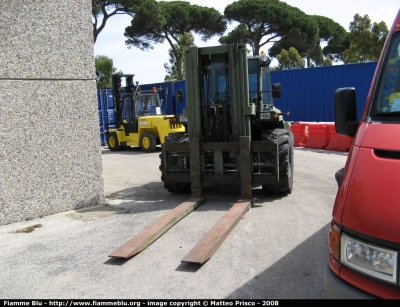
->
0, 0, 104, 225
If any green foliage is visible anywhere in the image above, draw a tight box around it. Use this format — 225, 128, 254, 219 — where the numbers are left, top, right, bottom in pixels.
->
125, 1, 226, 80
312, 15, 347, 43
269, 15, 345, 67
322, 35, 350, 63
125, 1, 226, 49
164, 33, 195, 81
342, 14, 389, 63
219, 0, 318, 55
95, 55, 122, 88
312, 15, 346, 65
92, 0, 155, 43
276, 47, 305, 70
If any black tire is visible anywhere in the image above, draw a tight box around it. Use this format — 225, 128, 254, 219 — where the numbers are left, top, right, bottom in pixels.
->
140, 132, 157, 153
159, 132, 191, 193
261, 129, 294, 195
107, 132, 121, 151
164, 132, 188, 144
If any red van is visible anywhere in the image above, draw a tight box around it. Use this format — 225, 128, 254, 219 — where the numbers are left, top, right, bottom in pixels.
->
324, 9, 400, 299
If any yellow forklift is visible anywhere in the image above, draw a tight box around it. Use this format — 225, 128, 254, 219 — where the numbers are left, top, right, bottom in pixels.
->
106, 74, 186, 152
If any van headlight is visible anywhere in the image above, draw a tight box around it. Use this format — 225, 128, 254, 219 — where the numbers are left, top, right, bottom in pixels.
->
341, 234, 398, 284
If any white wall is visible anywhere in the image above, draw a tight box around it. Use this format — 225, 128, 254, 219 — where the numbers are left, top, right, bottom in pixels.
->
0, 0, 104, 225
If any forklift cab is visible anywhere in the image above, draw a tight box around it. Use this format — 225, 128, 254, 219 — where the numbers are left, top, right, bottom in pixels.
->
115, 74, 161, 135
135, 92, 161, 116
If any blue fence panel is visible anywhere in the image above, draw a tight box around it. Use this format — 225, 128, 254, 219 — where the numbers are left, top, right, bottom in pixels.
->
270, 62, 377, 122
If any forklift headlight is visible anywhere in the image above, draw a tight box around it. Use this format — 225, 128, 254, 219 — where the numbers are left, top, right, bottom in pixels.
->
341, 234, 398, 284
179, 116, 188, 122
259, 112, 270, 120
259, 51, 271, 66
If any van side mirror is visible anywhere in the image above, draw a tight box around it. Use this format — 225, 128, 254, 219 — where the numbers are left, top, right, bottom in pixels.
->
175, 89, 184, 103
334, 87, 359, 137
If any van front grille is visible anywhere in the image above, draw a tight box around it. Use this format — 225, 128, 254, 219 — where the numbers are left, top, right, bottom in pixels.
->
374, 149, 400, 160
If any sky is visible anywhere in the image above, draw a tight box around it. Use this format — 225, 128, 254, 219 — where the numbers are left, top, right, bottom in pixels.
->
93, 0, 399, 85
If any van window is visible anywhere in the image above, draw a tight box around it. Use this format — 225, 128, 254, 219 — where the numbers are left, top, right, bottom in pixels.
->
371, 32, 400, 120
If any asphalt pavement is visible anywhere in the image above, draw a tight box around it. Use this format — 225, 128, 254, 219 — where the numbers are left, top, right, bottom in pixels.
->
0, 146, 348, 299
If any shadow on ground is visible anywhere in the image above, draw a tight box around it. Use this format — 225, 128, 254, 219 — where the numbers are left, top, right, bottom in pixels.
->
226, 223, 330, 299
104, 181, 288, 216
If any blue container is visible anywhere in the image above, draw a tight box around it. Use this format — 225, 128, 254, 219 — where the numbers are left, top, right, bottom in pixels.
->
107, 109, 117, 128
100, 132, 107, 147
97, 88, 115, 145
98, 110, 103, 124
172, 80, 187, 115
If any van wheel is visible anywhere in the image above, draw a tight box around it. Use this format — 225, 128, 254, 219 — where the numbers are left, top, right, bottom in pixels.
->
107, 133, 121, 151
141, 132, 157, 153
